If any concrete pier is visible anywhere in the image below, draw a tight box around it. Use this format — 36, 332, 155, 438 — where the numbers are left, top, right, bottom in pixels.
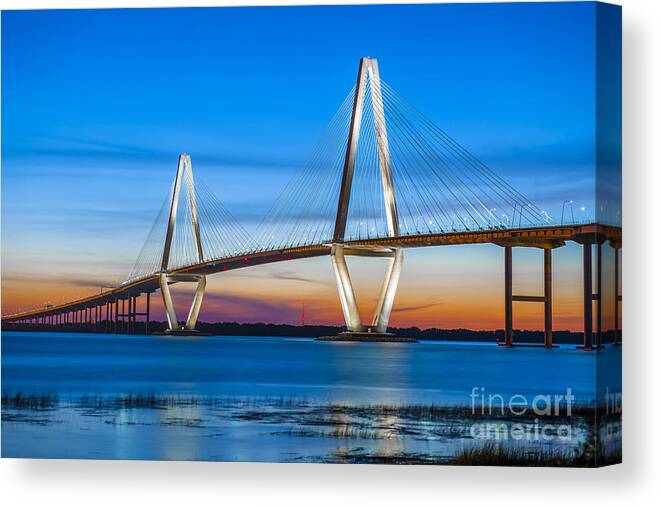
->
317, 331, 417, 343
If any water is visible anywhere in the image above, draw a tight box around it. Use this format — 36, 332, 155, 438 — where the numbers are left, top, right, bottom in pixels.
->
1, 332, 621, 463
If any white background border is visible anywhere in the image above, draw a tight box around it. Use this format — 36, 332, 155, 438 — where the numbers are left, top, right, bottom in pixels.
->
1, 0, 659, 505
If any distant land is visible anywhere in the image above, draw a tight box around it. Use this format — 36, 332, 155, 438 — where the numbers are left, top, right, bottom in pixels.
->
195, 323, 604, 345
2, 321, 617, 345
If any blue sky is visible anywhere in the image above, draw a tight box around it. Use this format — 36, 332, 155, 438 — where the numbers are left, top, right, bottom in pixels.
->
1, 3, 616, 327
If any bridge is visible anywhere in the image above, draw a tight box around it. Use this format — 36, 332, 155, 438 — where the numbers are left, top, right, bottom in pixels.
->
1, 57, 621, 349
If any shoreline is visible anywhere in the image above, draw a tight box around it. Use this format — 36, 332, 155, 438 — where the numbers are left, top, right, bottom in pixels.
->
1, 325, 620, 346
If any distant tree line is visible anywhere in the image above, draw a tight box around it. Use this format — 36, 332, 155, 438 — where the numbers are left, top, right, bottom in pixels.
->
197, 322, 592, 344
4, 320, 605, 344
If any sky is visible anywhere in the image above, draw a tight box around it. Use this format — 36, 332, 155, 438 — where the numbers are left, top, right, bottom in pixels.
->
1, 3, 619, 330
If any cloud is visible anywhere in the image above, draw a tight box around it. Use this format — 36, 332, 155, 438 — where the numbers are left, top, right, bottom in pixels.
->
190, 290, 301, 323
6, 134, 299, 171
233, 268, 326, 285
392, 301, 441, 314
1, 272, 118, 289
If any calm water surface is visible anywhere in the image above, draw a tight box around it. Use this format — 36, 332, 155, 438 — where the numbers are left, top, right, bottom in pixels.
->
1, 332, 621, 462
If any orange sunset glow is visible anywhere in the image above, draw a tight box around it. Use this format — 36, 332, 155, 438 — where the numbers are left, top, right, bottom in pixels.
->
2, 242, 593, 331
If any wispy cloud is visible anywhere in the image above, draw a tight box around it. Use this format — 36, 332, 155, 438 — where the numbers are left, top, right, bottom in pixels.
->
6, 134, 300, 170
392, 301, 441, 314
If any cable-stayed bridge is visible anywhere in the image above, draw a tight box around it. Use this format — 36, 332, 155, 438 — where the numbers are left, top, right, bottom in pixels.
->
1, 58, 621, 349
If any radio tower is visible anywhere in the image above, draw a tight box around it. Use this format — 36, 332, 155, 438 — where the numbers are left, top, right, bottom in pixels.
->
300, 301, 305, 327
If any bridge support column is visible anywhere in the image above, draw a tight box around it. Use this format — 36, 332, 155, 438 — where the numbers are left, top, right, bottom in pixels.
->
160, 274, 178, 331
582, 243, 593, 350
498, 242, 562, 348
186, 279, 206, 330
372, 248, 404, 334
574, 232, 610, 350
104, 302, 109, 333
128, 297, 133, 334
123, 299, 128, 334
145, 292, 151, 335
544, 247, 553, 348
114, 299, 119, 334
596, 243, 603, 348
504, 246, 513, 346
331, 245, 363, 332
159, 273, 207, 333
130, 296, 136, 334
330, 245, 403, 335
119, 299, 125, 333
613, 245, 620, 346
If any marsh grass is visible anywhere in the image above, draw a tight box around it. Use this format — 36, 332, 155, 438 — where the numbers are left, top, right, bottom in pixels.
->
330, 402, 596, 422
1, 392, 59, 409
449, 442, 580, 466
73, 393, 313, 410
276, 423, 398, 440
77, 393, 194, 409
0, 391, 601, 418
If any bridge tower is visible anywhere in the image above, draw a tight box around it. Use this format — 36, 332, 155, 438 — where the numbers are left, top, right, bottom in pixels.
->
159, 154, 207, 333
331, 57, 404, 336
